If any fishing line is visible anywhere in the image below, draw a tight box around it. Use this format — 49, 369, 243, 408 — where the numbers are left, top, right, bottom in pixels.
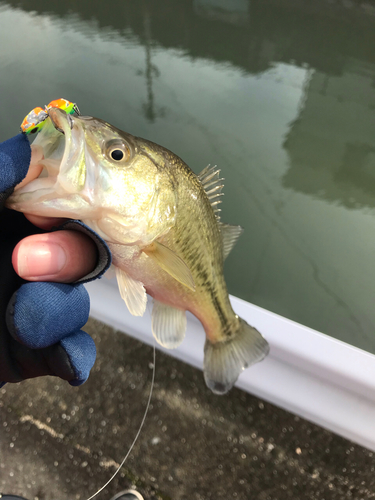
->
85, 343, 156, 500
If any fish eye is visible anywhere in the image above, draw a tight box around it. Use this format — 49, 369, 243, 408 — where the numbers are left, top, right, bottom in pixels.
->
105, 140, 131, 164
111, 149, 124, 161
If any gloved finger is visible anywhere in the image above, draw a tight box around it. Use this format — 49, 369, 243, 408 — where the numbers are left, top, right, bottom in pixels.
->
60, 329, 97, 385
0, 134, 31, 195
3, 328, 96, 384
12, 230, 98, 282
6, 282, 90, 349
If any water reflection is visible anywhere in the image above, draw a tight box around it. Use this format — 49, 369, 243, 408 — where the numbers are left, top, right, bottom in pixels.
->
1, 0, 375, 352
284, 67, 375, 209
140, 4, 165, 122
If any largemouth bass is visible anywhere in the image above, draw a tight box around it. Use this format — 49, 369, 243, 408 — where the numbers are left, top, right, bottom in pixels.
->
8, 107, 269, 394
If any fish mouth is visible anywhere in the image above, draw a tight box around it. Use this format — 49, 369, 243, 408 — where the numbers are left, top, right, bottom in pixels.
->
48, 107, 74, 135
6, 108, 94, 219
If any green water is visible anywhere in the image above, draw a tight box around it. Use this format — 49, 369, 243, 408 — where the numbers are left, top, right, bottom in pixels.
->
1, 0, 375, 352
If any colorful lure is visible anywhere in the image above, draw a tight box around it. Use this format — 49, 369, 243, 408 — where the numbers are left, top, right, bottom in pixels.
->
20, 107, 48, 135
20, 98, 80, 134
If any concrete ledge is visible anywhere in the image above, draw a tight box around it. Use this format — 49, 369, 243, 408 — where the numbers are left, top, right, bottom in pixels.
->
85, 279, 375, 451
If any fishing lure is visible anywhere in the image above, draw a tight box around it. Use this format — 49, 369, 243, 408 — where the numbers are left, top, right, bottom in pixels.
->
46, 98, 80, 116
20, 98, 80, 134
20, 107, 48, 135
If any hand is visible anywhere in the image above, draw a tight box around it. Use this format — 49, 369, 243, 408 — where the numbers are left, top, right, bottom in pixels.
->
0, 134, 111, 386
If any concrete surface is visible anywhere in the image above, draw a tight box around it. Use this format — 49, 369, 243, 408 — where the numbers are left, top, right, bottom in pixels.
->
1, 318, 375, 500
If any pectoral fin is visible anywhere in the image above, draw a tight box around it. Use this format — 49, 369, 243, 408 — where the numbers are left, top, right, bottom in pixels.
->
152, 300, 187, 349
115, 267, 147, 316
143, 241, 195, 291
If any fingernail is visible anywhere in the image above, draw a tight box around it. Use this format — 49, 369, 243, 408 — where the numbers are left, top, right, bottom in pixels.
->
17, 242, 67, 279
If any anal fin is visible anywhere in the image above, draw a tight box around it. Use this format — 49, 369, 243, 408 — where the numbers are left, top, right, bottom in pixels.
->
152, 300, 187, 349
115, 266, 147, 317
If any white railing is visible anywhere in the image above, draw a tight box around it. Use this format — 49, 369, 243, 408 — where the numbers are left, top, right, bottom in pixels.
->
85, 279, 375, 451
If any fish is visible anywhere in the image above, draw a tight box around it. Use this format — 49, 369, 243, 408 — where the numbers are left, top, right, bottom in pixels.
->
7, 107, 269, 394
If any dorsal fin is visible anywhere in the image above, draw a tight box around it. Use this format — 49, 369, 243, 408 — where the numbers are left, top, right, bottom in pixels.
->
220, 223, 243, 260
198, 164, 224, 222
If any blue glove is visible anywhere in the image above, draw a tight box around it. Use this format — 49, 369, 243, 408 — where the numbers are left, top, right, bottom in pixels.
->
0, 134, 111, 387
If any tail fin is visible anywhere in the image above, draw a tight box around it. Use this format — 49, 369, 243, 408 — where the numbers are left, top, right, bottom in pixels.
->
203, 318, 269, 395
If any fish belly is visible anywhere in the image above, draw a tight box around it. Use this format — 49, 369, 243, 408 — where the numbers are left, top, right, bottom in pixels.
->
109, 241, 219, 329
